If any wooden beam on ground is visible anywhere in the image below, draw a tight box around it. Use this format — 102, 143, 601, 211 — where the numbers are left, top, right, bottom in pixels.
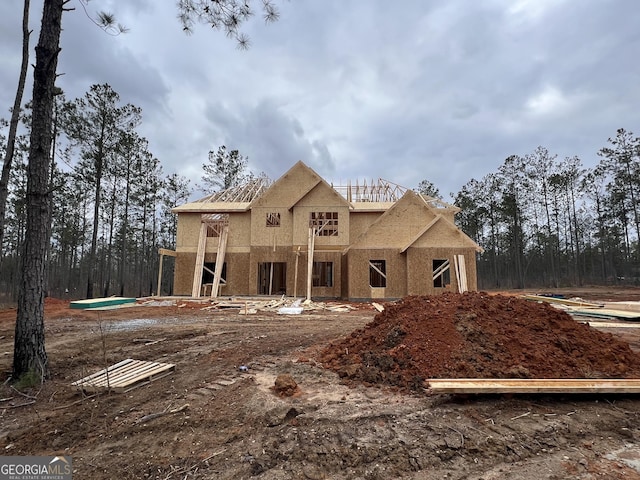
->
566, 307, 640, 320
427, 378, 640, 394
522, 294, 603, 308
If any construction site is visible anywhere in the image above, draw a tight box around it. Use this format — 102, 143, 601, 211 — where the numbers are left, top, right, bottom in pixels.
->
2, 162, 640, 479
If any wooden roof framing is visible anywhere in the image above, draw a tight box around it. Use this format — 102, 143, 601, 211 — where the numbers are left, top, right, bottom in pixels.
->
195, 177, 271, 204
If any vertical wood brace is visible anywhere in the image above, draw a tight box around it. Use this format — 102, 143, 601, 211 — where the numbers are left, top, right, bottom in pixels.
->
211, 226, 229, 298
306, 227, 315, 301
157, 253, 164, 297
456, 254, 468, 293
191, 222, 207, 298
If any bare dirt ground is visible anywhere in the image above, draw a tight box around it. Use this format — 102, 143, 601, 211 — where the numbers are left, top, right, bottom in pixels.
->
2, 287, 640, 479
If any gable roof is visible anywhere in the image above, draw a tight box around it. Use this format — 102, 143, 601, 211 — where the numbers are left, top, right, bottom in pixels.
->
250, 160, 349, 210
344, 189, 482, 253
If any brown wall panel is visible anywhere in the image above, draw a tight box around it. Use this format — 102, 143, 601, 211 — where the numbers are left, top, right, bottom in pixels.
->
346, 249, 407, 300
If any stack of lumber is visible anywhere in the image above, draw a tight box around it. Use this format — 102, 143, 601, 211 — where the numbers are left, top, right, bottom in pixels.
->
522, 294, 640, 321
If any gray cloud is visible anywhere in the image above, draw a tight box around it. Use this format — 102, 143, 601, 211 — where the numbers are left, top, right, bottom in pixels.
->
1, 0, 639, 202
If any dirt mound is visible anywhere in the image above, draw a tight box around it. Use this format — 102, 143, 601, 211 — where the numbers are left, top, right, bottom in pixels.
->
320, 292, 640, 391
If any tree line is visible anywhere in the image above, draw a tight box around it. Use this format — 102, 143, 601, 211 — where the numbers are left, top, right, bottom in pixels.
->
454, 131, 640, 290
0, 83, 192, 300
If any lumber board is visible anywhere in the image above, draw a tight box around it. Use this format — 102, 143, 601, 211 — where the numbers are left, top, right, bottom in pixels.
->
427, 378, 640, 394
603, 301, 640, 313
567, 308, 640, 320
522, 294, 602, 308
72, 359, 175, 393
581, 321, 640, 329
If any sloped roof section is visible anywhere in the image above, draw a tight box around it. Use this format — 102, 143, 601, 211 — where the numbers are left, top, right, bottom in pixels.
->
172, 177, 271, 213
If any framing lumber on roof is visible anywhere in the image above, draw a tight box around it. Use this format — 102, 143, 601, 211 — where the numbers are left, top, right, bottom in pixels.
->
195, 177, 271, 204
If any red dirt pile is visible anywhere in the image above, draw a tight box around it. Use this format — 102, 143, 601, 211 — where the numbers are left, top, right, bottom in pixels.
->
320, 292, 640, 391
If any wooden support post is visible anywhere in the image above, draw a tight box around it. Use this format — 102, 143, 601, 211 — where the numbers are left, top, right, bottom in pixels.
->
211, 226, 228, 298
157, 253, 164, 297
455, 254, 468, 293
307, 227, 315, 301
156, 249, 176, 297
191, 223, 207, 298
293, 246, 300, 298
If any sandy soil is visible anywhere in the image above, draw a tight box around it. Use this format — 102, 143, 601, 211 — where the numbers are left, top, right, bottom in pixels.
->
1, 287, 640, 479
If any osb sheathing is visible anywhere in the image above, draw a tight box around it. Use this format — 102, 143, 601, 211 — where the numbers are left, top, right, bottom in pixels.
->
405, 247, 478, 295
349, 211, 384, 240
291, 182, 351, 246
409, 217, 477, 250
346, 249, 408, 300
225, 212, 252, 249
251, 207, 293, 246
350, 192, 438, 250
251, 161, 323, 208
176, 213, 202, 251
174, 253, 195, 295
173, 251, 250, 296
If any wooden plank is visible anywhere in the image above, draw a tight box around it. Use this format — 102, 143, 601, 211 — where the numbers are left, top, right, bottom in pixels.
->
567, 308, 640, 320
427, 378, 640, 394
307, 227, 315, 301
191, 222, 208, 298
522, 294, 603, 308
158, 248, 177, 257
211, 226, 228, 299
72, 359, 175, 393
581, 321, 640, 329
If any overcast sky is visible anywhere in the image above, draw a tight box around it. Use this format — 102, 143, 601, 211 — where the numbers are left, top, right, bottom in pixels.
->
1, 0, 639, 202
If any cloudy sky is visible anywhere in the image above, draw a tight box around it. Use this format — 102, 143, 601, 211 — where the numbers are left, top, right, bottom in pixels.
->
0, 0, 639, 202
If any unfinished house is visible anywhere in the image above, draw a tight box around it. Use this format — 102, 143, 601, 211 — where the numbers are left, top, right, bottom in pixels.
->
171, 161, 482, 300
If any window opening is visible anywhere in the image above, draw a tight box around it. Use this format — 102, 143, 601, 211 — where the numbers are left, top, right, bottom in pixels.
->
433, 259, 450, 287
312, 261, 333, 287
369, 260, 386, 287
310, 211, 338, 236
202, 262, 227, 285
266, 212, 281, 227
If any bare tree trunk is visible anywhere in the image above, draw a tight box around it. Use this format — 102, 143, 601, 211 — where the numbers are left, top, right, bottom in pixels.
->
0, 0, 31, 261
14, 0, 64, 380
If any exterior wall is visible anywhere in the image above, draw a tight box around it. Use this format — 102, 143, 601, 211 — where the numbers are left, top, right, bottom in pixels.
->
292, 183, 350, 247
250, 206, 294, 247
346, 248, 408, 300
405, 247, 478, 295
173, 251, 251, 296
174, 253, 196, 295
176, 213, 202, 252
246, 246, 343, 298
348, 211, 382, 242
